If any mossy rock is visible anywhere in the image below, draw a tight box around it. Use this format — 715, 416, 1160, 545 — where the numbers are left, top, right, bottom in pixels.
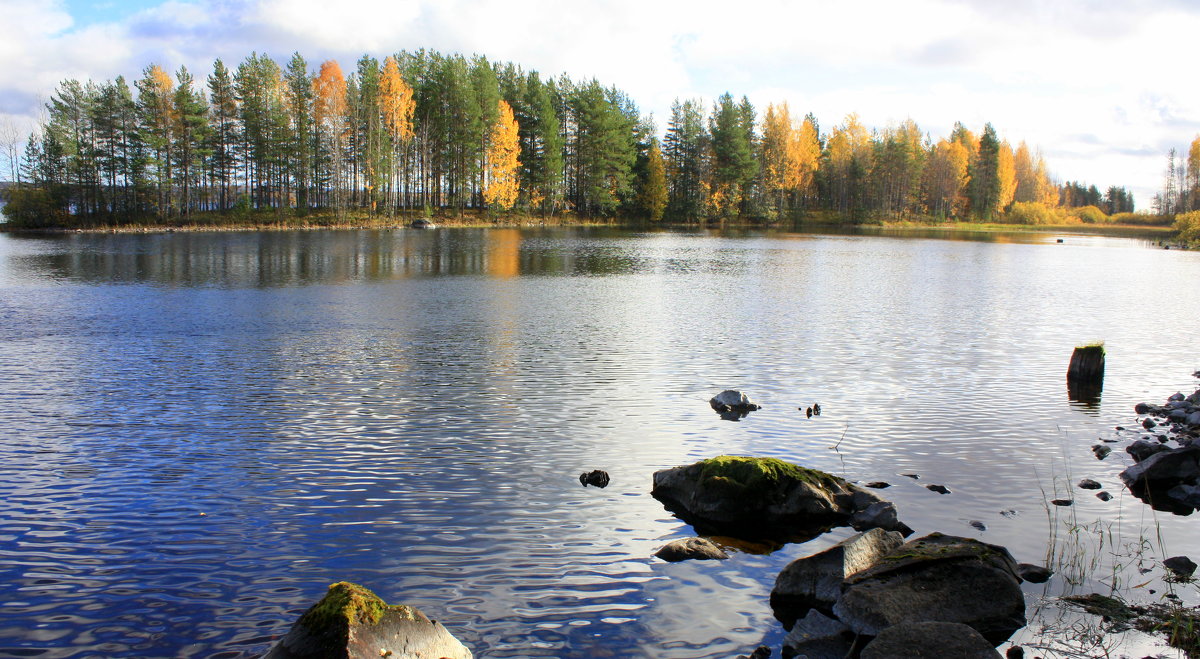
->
651, 455, 881, 542
265, 582, 471, 659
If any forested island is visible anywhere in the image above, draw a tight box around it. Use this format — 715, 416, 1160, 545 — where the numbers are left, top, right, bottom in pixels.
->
0, 48, 1189, 236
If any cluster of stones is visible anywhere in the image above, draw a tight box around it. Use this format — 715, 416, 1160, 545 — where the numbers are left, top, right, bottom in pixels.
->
1121, 386, 1200, 513
650, 454, 1032, 658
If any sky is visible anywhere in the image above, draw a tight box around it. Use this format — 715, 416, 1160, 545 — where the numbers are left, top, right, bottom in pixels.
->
3, 0, 1199, 207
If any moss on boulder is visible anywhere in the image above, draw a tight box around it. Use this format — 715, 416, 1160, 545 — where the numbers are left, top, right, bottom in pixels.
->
651, 455, 903, 542
265, 581, 471, 659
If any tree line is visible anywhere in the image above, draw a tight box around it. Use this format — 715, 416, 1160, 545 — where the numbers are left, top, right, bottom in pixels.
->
3, 48, 1132, 228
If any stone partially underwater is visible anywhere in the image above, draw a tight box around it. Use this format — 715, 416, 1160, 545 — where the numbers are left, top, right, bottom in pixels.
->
1123, 385, 1200, 513
651, 456, 911, 543
264, 582, 472, 659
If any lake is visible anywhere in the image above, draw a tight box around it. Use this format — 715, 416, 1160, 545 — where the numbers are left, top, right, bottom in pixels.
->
0, 226, 1198, 658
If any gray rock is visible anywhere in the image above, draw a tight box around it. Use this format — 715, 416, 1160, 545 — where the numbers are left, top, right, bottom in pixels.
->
1170, 408, 1190, 422
1187, 411, 1200, 426
1078, 478, 1102, 490
1169, 392, 1186, 402
709, 389, 760, 412
1092, 444, 1112, 460
653, 537, 729, 562
1163, 556, 1197, 578
1096, 491, 1113, 501
772, 528, 906, 618
264, 581, 472, 659
1127, 439, 1169, 463
781, 610, 853, 659
850, 501, 904, 534
832, 533, 1025, 645
1166, 483, 1200, 507
860, 621, 1002, 658
651, 456, 903, 541
1135, 402, 1152, 414
1143, 418, 1158, 429
1016, 563, 1052, 583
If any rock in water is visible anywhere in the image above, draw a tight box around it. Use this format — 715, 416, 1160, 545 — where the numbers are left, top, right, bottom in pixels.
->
1016, 563, 1053, 583
771, 528, 905, 624
1077, 479, 1102, 490
651, 456, 908, 542
709, 390, 761, 412
1163, 556, 1198, 578
832, 533, 1026, 645
654, 537, 729, 562
926, 484, 951, 495
781, 609, 853, 659
264, 581, 472, 659
578, 470, 610, 488
860, 621, 1002, 658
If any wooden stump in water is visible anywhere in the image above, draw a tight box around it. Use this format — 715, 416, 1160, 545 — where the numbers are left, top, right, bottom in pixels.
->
1067, 344, 1105, 404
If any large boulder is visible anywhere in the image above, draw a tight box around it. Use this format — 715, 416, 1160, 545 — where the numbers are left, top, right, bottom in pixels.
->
771, 528, 906, 625
1119, 444, 1200, 513
651, 456, 907, 542
832, 533, 1025, 645
859, 621, 1002, 658
264, 582, 472, 659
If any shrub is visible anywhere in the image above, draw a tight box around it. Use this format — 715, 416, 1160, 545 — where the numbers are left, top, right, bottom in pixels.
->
1006, 201, 1060, 225
1071, 205, 1110, 224
1112, 212, 1173, 226
1174, 210, 1200, 247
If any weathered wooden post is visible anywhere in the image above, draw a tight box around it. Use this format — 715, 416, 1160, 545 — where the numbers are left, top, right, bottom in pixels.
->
1067, 343, 1105, 404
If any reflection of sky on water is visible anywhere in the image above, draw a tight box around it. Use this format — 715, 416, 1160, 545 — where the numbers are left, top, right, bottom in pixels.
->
0, 227, 1198, 657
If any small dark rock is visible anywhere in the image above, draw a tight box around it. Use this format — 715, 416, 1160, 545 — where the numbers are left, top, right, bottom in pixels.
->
579, 470, 610, 488
805, 406, 813, 418
864, 481, 891, 489
999, 509, 1018, 518
1006, 646, 1024, 659
812, 403, 821, 415
1169, 392, 1186, 402
1163, 556, 1197, 578
1017, 563, 1053, 583
969, 520, 987, 532
1135, 402, 1152, 414
926, 484, 951, 495
654, 537, 729, 562
901, 473, 920, 479
1078, 478, 1102, 490
1092, 445, 1112, 460
1050, 499, 1073, 507
1096, 491, 1113, 501
1143, 418, 1158, 429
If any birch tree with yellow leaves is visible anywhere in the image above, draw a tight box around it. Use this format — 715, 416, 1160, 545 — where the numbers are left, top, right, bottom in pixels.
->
484, 99, 520, 210
313, 59, 349, 214
379, 55, 415, 214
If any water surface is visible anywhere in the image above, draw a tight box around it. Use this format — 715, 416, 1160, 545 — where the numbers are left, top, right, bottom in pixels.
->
1, 227, 1198, 658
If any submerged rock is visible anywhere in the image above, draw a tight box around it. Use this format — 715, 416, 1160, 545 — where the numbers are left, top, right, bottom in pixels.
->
781, 609, 853, 659
1092, 445, 1112, 460
832, 533, 1026, 645
771, 528, 905, 624
926, 484, 951, 495
860, 621, 1001, 658
653, 537, 729, 562
264, 581, 471, 659
651, 456, 908, 542
1078, 479, 1102, 490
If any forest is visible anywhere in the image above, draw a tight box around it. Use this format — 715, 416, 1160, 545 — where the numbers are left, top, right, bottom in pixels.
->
1, 48, 1141, 229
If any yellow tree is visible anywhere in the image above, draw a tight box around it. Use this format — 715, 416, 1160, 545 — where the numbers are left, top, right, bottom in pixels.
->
313, 60, 348, 214
827, 113, 871, 214
640, 138, 668, 221
484, 99, 520, 210
794, 114, 820, 207
921, 138, 970, 217
998, 142, 1017, 211
379, 55, 415, 213
761, 102, 795, 212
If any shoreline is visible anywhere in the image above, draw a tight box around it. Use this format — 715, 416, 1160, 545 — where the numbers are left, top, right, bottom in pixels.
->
0, 211, 1180, 242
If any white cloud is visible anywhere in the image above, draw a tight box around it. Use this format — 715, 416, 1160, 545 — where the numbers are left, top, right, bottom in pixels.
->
1, 0, 1198, 203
